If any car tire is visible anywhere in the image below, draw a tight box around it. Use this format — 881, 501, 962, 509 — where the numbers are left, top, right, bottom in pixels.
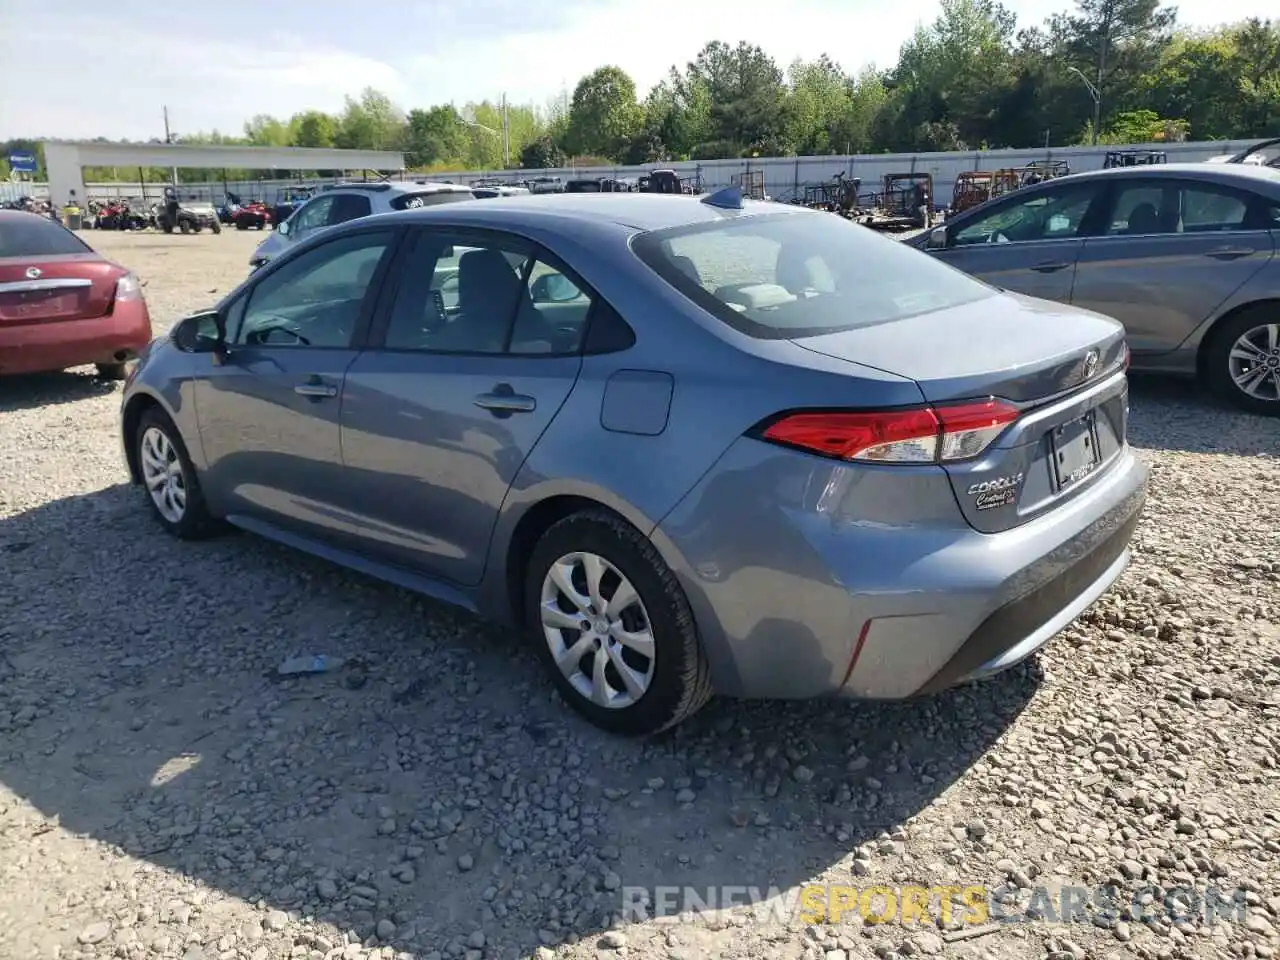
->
1204, 305, 1280, 417
134, 408, 223, 540
236, 220, 249, 230
179, 220, 191, 235
95, 362, 127, 380
161, 223, 174, 234
524, 510, 713, 736
211, 221, 222, 235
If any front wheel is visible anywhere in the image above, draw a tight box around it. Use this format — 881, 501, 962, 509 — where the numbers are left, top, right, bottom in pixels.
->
524, 510, 713, 736
1204, 306, 1280, 416
178, 219, 191, 235
211, 220, 222, 235
134, 408, 223, 539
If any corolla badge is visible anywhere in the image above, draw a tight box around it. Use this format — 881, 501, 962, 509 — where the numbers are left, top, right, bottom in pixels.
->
25, 266, 41, 279
1082, 349, 1100, 380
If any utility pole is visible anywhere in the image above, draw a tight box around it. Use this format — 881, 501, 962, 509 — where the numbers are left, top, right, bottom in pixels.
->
1092, 20, 1110, 146
504, 93, 511, 167
163, 105, 178, 188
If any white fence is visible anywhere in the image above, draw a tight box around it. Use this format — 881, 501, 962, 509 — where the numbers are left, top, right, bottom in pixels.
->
2, 139, 1254, 207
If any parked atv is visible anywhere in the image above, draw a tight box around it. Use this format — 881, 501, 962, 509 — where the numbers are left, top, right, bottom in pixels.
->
233, 201, 272, 230
156, 191, 222, 234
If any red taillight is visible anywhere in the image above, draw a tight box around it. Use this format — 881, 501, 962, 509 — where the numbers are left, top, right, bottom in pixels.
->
759, 398, 1019, 464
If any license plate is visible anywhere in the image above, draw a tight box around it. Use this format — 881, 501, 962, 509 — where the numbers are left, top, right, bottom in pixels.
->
1051, 413, 1099, 490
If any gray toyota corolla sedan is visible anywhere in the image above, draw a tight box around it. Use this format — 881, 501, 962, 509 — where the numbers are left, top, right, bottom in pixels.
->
907, 164, 1280, 416
120, 189, 1148, 735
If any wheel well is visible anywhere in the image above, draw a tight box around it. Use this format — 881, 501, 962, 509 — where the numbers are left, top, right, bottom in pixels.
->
121, 394, 162, 484
1196, 299, 1280, 380
504, 495, 628, 628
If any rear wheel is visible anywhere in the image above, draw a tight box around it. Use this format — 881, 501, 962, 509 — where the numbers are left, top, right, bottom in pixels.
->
134, 408, 222, 539
236, 219, 249, 231
524, 510, 713, 736
1204, 305, 1280, 416
179, 219, 191, 235
211, 220, 222, 235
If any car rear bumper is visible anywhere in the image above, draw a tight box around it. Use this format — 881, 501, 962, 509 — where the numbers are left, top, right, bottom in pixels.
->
654, 438, 1148, 700
0, 300, 153, 375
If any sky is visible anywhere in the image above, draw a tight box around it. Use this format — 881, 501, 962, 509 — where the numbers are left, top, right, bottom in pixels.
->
0, 0, 1268, 141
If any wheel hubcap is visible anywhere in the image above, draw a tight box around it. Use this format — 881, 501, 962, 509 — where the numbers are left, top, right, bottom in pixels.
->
139, 426, 187, 523
1227, 322, 1280, 402
540, 551, 655, 709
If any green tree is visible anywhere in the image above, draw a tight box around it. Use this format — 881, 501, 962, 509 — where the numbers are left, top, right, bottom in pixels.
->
520, 135, 566, 169
290, 111, 337, 148
403, 106, 465, 168
335, 88, 405, 151
1048, 0, 1177, 135
686, 41, 790, 155
565, 66, 643, 160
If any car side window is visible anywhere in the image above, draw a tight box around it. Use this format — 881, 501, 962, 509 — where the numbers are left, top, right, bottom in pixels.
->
383, 230, 592, 355
291, 196, 335, 235
1177, 184, 1250, 232
233, 230, 393, 348
1104, 183, 1168, 235
953, 185, 1098, 246
328, 193, 372, 225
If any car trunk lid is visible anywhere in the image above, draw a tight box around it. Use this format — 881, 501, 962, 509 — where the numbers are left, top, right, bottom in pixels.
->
793, 291, 1129, 533
0, 254, 120, 325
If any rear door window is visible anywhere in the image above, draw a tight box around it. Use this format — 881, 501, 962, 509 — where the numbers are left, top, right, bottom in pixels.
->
328, 193, 372, 225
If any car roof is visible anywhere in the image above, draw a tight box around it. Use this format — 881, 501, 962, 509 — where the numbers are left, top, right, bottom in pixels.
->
386, 192, 810, 233
320, 180, 472, 196
1057, 162, 1280, 193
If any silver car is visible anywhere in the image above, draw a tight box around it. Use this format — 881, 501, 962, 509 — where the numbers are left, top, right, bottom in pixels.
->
121, 190, 1148, 735
909, 163, 1280, 415
250, 181, 475, 271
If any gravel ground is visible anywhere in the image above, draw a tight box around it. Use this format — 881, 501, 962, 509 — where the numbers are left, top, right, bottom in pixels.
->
1, 229, 1278, 960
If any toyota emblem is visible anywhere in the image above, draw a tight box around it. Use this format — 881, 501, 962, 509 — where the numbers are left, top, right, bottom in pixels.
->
25, 266, 41, 279
1082, 349, 1100, 379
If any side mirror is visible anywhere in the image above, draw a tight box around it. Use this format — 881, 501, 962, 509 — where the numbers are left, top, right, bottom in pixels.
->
926, 226, 948, 250
531, 273, 580, 303
171, 310, 225, 355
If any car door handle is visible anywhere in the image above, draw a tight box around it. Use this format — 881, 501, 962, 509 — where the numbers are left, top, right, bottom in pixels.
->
474, 384, 536, 415
1205, 246, 1254, 260
293, 376, 338, 399
1031, 261, 1072, 273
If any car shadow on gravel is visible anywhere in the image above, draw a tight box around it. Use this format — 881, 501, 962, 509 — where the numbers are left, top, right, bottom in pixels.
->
0, 370, 118, 412
0, 484, 1041, 959
1126, 374, 1280, 456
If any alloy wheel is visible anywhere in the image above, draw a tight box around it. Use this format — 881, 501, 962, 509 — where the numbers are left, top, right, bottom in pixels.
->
539, 551, 656, 709
139, 426, 187, 523
1228, 322, 1280, 403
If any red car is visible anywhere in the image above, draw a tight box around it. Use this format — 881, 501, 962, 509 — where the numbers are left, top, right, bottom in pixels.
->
233, 202, 272, 230
0, 210, 153, 378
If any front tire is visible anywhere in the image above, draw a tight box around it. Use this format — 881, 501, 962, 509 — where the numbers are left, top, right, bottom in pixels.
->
1204, 306, 1280, 416
134, 408, 222, 539
211, 220, 222, 235
524, 510, 713, 736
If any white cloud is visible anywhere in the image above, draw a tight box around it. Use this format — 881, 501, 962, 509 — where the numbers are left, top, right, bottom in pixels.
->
0, 0, 1269, 140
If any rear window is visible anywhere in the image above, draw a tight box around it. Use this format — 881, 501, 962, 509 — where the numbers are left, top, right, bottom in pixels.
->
631, 211, 994, 340
0, 215, 92, 258
391, 191, 476, 211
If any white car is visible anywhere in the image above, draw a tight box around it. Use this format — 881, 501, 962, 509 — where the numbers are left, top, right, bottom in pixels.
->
249, 181, 475, 271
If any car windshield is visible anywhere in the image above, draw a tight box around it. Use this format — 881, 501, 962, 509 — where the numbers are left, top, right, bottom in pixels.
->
631, 211, 994, 339
0, 215, 92, 258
